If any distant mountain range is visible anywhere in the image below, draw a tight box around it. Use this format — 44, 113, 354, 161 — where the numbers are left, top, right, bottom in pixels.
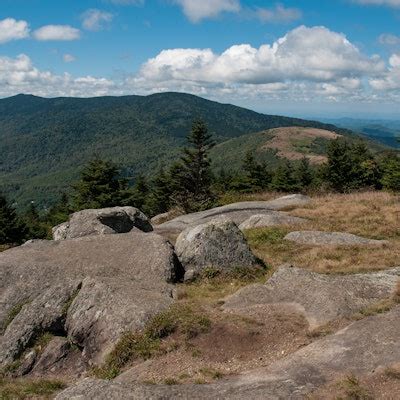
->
321, 118, 400, 149
0, 92, 390, 209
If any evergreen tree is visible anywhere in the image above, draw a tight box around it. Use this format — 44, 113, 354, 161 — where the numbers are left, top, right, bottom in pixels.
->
45, 193, 71, 227
381, 154, 400, 191
242, 151, 272, 191
146, 168, 173, 216
23, 202, 47, 239
271, 161, 296, 192
126, 175, 150, 211
0, 194, 27, 245
294, 158, 314, 190
72, 158, 131, 210
172, 119, 215, 212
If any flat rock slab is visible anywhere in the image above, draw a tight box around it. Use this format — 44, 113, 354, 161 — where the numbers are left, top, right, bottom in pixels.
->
239, 212, 307, 230
0, 232, 182, 367
52, 206, 153, 240
284, 230, 388, 246
175, 220, 258, 280
56, 307, 400, 399
223, 265, 400, 328
155, 194, 311, 236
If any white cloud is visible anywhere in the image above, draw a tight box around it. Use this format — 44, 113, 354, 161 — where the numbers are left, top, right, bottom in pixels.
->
138, 26, 384, 86
33, 25, 81, 41
63, 54, 76, 63
172, 0, 241, 23
254, 5, 302, 23
370, 53, 400, 90
0, 54, 115, 97
379, 33, 400, 46
352, 0, 400, 7
81, 9, 114, 31
0, 18, 30, 44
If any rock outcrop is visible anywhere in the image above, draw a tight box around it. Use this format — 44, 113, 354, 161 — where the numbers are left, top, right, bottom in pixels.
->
52, 206, 153, 240
175, 220, 259, 280
55, 307, 400, 399
155, 194, 311, 235
284, 230, 388, 246
239, 212, 307, 230
223, 265, 400, 327
0, 231, 183, 370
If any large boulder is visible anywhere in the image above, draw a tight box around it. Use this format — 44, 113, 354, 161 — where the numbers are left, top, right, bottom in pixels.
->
155, 194, 311, 236
52, 206, 153, 240
175, 220, 259, 281
56, 307, 400, 399
239, 212, 307, 230
284, 230, 388, 246
0, 231, 183, 370
223, 265, 400, 328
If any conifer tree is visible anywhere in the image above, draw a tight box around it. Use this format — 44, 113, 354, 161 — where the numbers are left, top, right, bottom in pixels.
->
271, 161, 296, 192
0, 194, 27, 245
242, 151, 272, 191
294, 158, 314, 190
381, 154, 400, 191
172, 119, 215, 211
146, 168, 173, 216
72, 158, 130, 210
23, 202, 47, 239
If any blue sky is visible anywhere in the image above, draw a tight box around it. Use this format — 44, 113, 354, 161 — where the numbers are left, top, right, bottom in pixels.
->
1, 0, 400, 117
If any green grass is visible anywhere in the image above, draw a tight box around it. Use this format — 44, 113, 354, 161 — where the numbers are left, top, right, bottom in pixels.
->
0, 377, 66, 400
338, 375, 373, 400
2, 301, 29, 333
93, 303, 211, 379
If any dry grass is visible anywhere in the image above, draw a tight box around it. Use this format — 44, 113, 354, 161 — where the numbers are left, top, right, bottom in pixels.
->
244, 191, 400, 274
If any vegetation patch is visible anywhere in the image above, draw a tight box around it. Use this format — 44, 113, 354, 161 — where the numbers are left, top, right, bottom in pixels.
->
337, 375, 373, 400
94, 303, 211, 379
0, 377, 66, 400
2, 301, 29, 333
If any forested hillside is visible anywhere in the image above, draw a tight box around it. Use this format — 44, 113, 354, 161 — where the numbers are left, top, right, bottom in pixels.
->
0, 92, 367, 208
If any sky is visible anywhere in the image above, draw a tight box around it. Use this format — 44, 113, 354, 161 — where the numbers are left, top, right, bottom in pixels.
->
1, 0, 400, 118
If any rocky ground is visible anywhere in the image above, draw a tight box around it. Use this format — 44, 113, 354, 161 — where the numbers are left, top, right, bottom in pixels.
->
1, 191, 399, 399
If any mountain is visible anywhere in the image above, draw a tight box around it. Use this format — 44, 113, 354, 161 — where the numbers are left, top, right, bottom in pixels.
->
321, 118, 400, 149
0, 92, 372, 209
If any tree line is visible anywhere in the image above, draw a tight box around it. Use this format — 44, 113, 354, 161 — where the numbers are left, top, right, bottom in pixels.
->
1, 119, 399, 246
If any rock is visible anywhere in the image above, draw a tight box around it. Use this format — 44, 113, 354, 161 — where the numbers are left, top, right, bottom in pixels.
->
156, 194, 311, 236
151, 210, 181, 225
239, 212, 307, 230
0, 231, 183, 368
175, 220, 259, 279
223, 265, 400, 328
52, 206, 153, 240
284, 230, 388, 246
56, 307, 400, 399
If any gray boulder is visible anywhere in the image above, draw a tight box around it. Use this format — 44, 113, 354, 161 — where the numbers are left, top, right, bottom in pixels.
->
175, 219, 259, 281
223, 264, 400, 328
284, 230, 388, 246
239, 212, 307, 230
52, 206, 153, 240
56, 307, 400, 399
0, 231, 183, 369
156, 194, 311, 236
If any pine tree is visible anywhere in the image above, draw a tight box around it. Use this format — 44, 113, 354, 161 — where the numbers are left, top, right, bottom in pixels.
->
23, 202, 48, 239
126, 175, 149, 211
46, 193, 71, 226
72, 158, 131, 210
271, 161, 296, 192
146, 168, 173, 216
242, 151, 272, 191
381, 154, 400, 191
172, 119, 215, 212
0, 194, 27, 245
294, 158, 314, 190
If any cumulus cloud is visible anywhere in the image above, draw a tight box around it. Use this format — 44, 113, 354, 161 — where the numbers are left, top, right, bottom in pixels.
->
81, 9, 114, 31
352, 0, 400, 7
33, 25, 81, 41
172, 0, 241, 23
379, 33, 400, 46
0, 18, 30, 44
0, 54, 114, 97
0, 26, 398, 106
254, 4, 302, 23
63, 54, 76, 63
137, 26, 384, 86
370, 53, 400, 90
